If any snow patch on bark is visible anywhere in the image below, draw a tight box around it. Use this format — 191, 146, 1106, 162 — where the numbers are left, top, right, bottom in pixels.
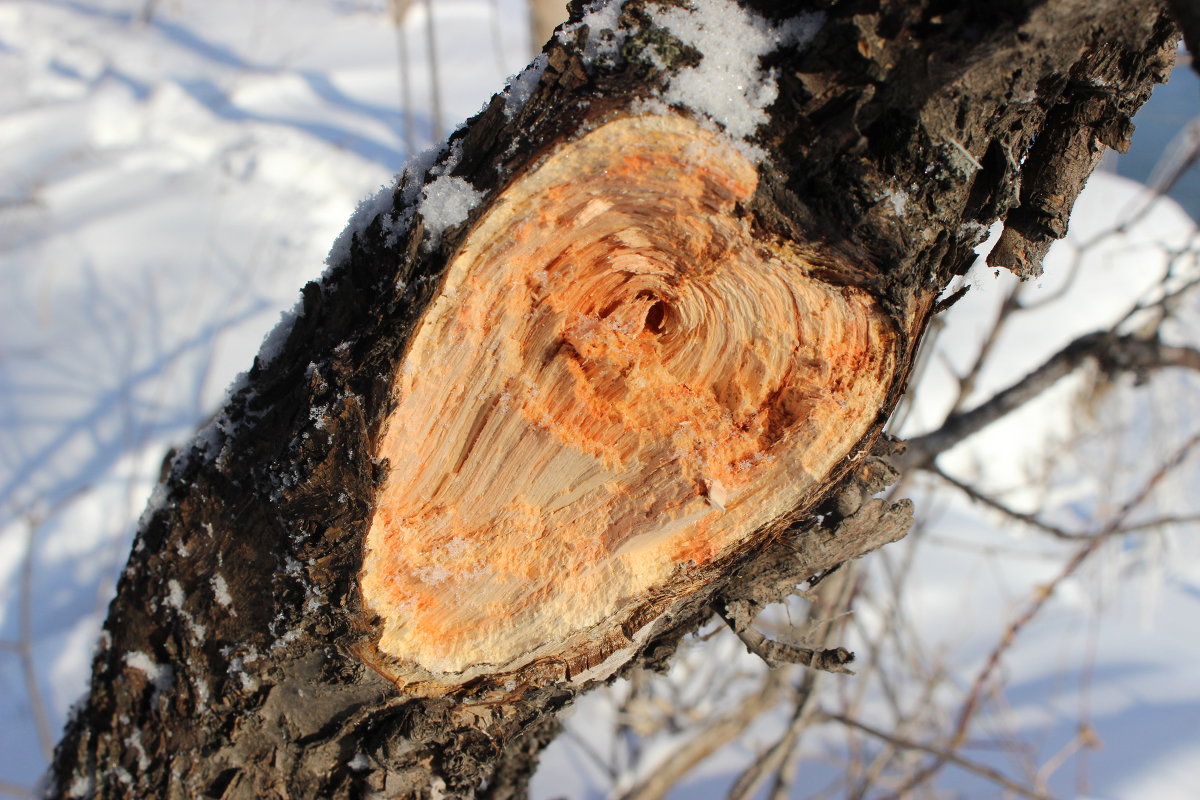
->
325, 178, 401, 268
419, 175, 485, 247
883, 188, 910, 216
564, 1, 824, 161
211, 574, 233, 608
650, 1, 823, 144
124, 651, 175, 697
565, 0, 626, 65
504, 53, 549, 119
165, 579, 185, 610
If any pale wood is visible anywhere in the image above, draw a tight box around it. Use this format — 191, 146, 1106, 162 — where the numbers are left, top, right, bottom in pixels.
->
361, 114, 898, 693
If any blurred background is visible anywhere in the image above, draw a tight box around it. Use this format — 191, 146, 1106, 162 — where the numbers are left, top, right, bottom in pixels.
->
2, 2, 1199, 798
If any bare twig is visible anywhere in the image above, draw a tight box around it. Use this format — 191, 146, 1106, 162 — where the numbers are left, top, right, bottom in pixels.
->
715, 600, 856, 674
824, 713, 1055, 800
391, 0, 417, 155
421, 0, 443, 141
19, 518, 54, 762
952, 282, 1021, 412
724, 573, 859, 800
931, 464, 1082, 540
726, 569, 859, 800
887, 430, 1200, 798
616, 669, 791, 800
904, 332, 1200, 468
487, 0, 510, 75
936, 463, 1200, 539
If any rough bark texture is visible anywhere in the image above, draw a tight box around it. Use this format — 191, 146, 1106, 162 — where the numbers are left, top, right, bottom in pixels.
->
45, 1, 1177, 799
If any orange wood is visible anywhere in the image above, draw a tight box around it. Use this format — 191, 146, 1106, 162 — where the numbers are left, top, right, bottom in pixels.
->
361, 115, 898, 689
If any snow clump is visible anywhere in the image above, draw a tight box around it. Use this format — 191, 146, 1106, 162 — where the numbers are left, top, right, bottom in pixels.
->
504, 53, 549, 119
649, 1, 824, 143
418, 175, 485, 247
564, 0, 628, 65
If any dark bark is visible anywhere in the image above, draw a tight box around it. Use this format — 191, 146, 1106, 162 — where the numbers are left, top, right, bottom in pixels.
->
44, 1, 1177, 798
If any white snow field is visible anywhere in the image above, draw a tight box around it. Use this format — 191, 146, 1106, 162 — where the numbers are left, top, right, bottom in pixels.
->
2, 2, 1198, 798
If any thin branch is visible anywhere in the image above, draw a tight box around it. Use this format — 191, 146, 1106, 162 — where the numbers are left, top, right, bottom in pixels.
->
616, 669, 791, 800
887, 430, 1200, 798
391, 0, 416, 155
931, 462, 1200, 541
725, 672, 821, 800
561, 724, 617, 780
931, 465, 1083, 540
823, 713, 1055, 800
713, 600, 856, 674
1113, 268, 1200, 334
903, 332, 1200, 468
726, 569, 858, 800
421, 0, 443, 141
19, 519, 54, 762
953, 282, 1021, 413
487, 0, 510, 76
1016, 249, 1086, 311
1115, 513, 1200, 535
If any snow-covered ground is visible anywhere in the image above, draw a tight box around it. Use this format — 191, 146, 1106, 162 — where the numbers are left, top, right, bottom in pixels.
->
1, 2, 1198, 798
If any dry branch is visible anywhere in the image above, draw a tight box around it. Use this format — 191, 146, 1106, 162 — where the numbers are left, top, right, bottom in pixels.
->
903, 332, 1200, 468
824, 713, 1053, 800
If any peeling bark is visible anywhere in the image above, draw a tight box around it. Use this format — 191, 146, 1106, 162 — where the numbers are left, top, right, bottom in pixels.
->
45, 1, 1178, 798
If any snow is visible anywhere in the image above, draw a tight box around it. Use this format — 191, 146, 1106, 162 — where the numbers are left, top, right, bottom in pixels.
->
883, 187, 910, 216
565, 0, 824, 158
418, 175, 485, 246
650, 2, 823, 143
123, 652, 171, 692
503, 52, 548, 119
0, 2, 531, 791
211, 574, 232, 608
564, 0, 627, 66
1, 1, 1199, 798
165, 580, 185, 611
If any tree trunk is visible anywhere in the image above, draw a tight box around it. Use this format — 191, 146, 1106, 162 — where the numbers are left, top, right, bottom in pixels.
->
45, 1, 1176, 798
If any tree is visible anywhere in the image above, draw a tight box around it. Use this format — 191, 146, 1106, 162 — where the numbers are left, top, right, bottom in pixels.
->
43, 1, 1182, 798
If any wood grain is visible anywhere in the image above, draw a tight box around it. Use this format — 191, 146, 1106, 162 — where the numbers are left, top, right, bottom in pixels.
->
361, 115, 898, 689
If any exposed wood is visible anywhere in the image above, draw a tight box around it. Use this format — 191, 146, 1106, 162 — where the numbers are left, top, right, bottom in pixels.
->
363, 115, 898, 692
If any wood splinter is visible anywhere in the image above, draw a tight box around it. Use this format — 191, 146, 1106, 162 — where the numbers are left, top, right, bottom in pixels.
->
360, 115, 899, 695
